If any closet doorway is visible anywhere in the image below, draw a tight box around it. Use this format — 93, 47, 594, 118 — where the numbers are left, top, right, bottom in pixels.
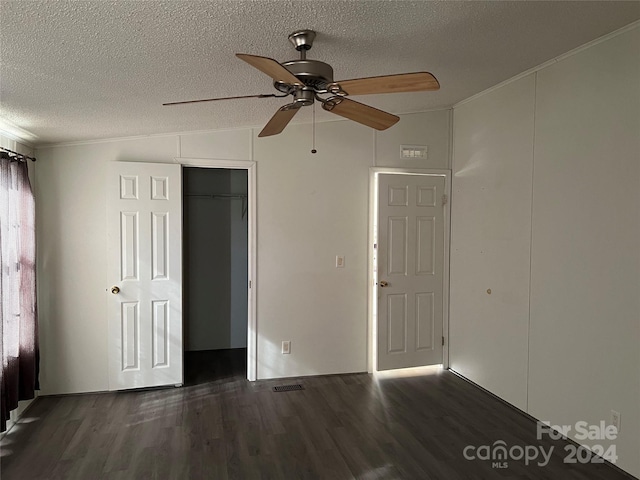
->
183, 166, 249, 384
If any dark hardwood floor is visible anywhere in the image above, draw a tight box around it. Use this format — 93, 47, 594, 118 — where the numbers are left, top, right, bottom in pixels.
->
0, 350, 633, 479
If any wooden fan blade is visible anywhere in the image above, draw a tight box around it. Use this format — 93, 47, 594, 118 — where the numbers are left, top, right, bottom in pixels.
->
322, 98, 399, 131
334, 72, 440, 96
258, 105, 301, 137
163, 93, 284, 106
236, 54, 301, 85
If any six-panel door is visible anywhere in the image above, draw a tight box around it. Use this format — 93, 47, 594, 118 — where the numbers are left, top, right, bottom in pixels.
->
377, 174, 445, 371
107, 162, 183, 390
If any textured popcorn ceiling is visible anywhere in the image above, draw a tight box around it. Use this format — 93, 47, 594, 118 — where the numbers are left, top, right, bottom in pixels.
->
0, 1, 638, 145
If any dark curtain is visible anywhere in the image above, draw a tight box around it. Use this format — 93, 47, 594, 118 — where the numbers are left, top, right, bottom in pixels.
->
0, 155, 39, 432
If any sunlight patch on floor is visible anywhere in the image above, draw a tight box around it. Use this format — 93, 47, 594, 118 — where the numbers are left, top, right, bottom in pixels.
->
359, 465, 397, 479
0, 448, 13, 457
16, 416, 39, 424
374, 364, 443, 380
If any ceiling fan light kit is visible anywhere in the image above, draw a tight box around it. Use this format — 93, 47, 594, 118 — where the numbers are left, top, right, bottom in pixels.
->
164, 29, 440, 138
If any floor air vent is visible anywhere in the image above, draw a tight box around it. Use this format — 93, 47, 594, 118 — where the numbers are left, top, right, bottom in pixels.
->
272, 384, 304, 392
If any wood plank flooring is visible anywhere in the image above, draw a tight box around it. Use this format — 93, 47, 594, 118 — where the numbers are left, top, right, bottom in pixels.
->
1, 349, 633, 479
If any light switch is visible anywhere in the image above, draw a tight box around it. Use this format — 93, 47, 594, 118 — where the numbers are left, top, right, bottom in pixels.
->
336, 255, 345, 268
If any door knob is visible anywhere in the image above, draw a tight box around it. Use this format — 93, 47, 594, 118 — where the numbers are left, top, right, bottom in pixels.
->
111, 286, 120, 294
379, 281, 388, 287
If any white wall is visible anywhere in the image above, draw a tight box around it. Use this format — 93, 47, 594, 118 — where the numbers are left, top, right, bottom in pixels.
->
528, 27, 640, 476
375, 109, 451, 169
34, 111, 450, 392
253, 120, 372, 378
450, 74, 535, 410
450, 25, 639, 477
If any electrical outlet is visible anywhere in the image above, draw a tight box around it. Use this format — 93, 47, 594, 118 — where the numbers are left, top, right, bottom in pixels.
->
611, 410, 621, 432
336, 255, 345, 268
282, 341, 291, 355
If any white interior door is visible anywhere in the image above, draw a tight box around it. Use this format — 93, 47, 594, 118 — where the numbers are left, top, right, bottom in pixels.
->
377, 174, 445, 371
107, 161, 183, 390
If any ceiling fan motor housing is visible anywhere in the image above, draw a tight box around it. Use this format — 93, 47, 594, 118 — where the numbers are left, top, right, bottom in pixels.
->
274, 59, 334, 93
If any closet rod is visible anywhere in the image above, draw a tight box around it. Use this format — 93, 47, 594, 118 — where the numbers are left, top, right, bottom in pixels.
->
184, 193, 247, 199
0, 146, 36, 162
185, 193, 248, 219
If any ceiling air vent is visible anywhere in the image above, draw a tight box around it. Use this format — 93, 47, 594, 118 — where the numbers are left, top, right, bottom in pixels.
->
400, 144, 428, 159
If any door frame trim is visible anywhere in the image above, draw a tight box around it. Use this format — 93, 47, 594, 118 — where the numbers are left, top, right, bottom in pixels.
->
176, 157, 258, 381
368, 167, 451, 373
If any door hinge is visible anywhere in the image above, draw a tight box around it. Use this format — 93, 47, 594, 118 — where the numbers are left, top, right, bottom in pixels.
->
249, 280, 252, 288
442, 194, 448, 206
442, 336, 445, 346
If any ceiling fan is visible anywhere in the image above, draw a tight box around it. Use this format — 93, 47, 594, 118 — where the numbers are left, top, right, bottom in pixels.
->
163, 30, 440, 138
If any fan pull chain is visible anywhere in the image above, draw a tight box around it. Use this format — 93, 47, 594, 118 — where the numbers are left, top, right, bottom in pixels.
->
311, 102, 317, 154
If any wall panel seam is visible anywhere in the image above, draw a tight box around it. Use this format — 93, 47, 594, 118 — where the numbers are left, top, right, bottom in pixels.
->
526, 71, 538, 414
